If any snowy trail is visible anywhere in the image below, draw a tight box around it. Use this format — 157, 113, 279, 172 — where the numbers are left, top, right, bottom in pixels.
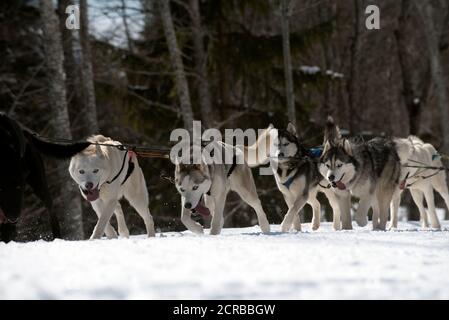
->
1, 222, 449, 300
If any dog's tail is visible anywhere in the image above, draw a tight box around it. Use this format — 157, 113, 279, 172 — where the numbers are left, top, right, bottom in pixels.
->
24, 130, 91, 159
242, 124, 275, 167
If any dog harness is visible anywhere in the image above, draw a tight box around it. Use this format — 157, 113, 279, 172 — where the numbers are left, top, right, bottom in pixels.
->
309, 146, 323, 158
282, 175, 296, 189
227, 154, 238, 178
106, 149, 135, 186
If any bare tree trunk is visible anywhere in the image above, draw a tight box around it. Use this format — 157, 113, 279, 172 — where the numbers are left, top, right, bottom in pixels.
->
281, 0, 296, 127
395, 0, 420, 135
157, 0, 194, 132
58, 0, 98, 139
415, 0, 449, 152
189, 0, 214, 128
40, 0, 84, 239
79, 0, 99, 136
120, 0, 134, 53
347, 0, 361, 134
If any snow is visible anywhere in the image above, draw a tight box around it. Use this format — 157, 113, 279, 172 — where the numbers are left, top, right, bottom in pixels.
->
300, 66, 321, 74
299, 66, 344, 79
1, 221, 449, 300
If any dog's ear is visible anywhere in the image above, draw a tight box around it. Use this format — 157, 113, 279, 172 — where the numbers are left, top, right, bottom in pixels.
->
286, 123, 297, 136
342, 139, 353, 156
95, 144, 103, 157
324, 116, 341, 146
322, 141, 332, 155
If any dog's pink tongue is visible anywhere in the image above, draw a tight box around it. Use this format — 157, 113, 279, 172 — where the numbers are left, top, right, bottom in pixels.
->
335, 181, 346, 190
86, 188, 100, 202
194, 204, 211, 217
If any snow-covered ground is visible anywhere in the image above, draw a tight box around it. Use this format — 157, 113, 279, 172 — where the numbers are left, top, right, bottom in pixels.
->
1, 221, 449, 300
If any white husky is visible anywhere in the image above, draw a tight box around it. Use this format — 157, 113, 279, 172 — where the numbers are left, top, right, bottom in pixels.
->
391, 136, 449, 229
69, 135, 155, 239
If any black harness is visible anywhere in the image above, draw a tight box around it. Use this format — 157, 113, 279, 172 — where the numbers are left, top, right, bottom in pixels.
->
106, 150, 135, 186
227, 154, 238, 178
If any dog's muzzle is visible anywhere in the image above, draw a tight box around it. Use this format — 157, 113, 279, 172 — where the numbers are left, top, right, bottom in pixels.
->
80, 182, 100, 202
190, 195, 211, 217
331, 173, 346, 190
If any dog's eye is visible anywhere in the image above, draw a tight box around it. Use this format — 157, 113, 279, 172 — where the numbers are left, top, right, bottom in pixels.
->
337, 164, 342, 168
326, 164, 331, 169
180, 188, 185, 192
79, 170, 85, 174
93, 169, 99, 174
283, 143, 289, 147
193, 185, 199, 191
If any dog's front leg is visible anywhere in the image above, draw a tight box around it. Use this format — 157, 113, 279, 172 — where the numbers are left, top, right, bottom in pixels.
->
90, 200, 118, 240
354, 197, 370, 228
181, 209, 204, 235
280, 195, 308, 232
339, 192, 353, 230
210, 194, 226, 235
388, 190, 402, 230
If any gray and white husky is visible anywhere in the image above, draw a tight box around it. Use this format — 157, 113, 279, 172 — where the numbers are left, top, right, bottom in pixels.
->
267, 123, 352, 231
319, 117, 401, 230
391, 136, 449, 229
69, 135, 155, 239
174, 135, 271, 235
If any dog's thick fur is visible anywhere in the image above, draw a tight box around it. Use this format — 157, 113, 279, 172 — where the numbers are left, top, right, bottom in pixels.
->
319, 117, 401, 230
267, 123, 352, 231
174, 137, 271, 235
391, 136, 449, 229
69, 135, 155, 239
0, 112, 90, 242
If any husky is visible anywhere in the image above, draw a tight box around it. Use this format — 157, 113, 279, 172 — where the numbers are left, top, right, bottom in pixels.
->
319, 117, 401, 230
267, 123, 352, 232
174, 136, 271, 235
69, 135, 155, 239
390, 136, 449, 229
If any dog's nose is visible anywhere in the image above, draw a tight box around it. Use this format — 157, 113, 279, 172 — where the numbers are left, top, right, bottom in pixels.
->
85, 182, 94, 190
329, 174, 335, 182
184, 202, 192, 209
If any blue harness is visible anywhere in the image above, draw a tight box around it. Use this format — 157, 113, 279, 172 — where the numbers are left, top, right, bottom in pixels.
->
282, 175, 296, 189
281, 146, 323, 190
309, 146, 323, 158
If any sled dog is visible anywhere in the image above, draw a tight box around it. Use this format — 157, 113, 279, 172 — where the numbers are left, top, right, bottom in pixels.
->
69, 135, 155, 239
319, 117, 401, 230
174, 136, 271, 235
267, 123, 352, 231
390, 136, 448, 229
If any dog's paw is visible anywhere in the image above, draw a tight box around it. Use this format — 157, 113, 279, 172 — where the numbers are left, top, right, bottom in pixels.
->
259, 223, 270, 234
280, 222, 291, 233
354, 215, 368, 227
387, 223, 398, 231
119, 231, 130, 238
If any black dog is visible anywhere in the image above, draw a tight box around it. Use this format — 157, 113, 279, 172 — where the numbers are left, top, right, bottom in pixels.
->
0, 112, 91, 242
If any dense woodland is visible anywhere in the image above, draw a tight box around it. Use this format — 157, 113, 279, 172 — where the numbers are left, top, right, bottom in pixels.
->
1, 0, 448, 240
